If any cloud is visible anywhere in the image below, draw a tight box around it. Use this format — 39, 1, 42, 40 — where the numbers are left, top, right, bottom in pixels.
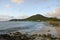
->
16, 13, 28, 19
20, 14, 28, 19
11, 0, 24, 4
46, 7, 60, 17
0, 15, 13, 21
34, 0, 48, 2
5, 4, 12, 8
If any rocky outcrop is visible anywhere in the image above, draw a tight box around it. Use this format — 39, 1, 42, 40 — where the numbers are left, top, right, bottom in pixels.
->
0, 32, 60, 40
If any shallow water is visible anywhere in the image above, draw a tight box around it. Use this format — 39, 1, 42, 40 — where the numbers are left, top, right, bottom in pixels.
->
0, 21, 58, 37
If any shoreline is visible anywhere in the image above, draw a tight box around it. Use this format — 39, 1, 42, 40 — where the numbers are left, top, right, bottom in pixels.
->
55, 27, 60, 37
0, 32, 60, 40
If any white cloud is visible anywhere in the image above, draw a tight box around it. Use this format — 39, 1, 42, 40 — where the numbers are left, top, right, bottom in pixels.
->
46, 7, 60, 17
5, 4, 12, 8
16, 13, 28, 19
34, 0, 48, 2
11, 0, 24, 4
0, 13, 28, 21
0, 15, 13, 21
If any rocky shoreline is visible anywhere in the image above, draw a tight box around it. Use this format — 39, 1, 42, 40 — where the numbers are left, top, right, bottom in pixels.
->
0, 32, 60, 40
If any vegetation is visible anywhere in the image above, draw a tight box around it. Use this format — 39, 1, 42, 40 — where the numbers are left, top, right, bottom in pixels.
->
25, 14, 48, 21
48, 17, 60, 21
0, 32, 60, 40
10, 14, 60, 26
10, 14, 60, 21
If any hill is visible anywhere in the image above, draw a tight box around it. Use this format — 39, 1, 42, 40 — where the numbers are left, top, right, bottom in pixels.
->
10, 14, 60, 21
25, 14, 48, 21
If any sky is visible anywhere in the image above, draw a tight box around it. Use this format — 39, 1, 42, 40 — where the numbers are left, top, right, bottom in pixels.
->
0, 0, 60, 21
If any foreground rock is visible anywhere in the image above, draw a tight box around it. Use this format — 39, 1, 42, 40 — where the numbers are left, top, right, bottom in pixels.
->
0, 32, 60, 40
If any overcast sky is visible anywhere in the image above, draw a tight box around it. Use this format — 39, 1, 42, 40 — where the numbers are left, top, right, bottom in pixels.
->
0, 0, 60, 21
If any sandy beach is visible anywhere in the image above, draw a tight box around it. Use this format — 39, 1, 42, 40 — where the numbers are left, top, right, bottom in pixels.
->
55, 27, 60, 37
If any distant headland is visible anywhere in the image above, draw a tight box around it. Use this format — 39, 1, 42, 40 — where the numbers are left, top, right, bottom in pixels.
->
10, 14, 60, 21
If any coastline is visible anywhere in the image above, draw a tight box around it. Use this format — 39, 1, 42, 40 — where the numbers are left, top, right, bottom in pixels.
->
55, 27, 60, 37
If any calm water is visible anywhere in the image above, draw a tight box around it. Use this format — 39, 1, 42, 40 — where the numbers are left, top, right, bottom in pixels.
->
0, 21, 58, 36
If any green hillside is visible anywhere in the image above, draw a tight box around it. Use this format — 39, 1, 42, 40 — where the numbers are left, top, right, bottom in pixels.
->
26, 14, 48, 21
10, 14, 60, 21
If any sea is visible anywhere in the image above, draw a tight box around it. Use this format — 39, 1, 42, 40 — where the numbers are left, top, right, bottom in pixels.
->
0, 21, 59, 37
